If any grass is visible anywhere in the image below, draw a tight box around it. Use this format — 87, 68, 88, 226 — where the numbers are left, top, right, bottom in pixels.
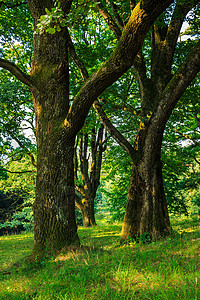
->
0, 216, 199, 300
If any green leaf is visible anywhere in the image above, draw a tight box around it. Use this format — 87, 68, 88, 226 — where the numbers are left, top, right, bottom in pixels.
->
46, 27, 56, 34
45, 8, 50, 15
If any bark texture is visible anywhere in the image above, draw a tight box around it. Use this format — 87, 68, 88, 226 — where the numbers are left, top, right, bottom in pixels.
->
28, 0, 80, 251
121, 128, 171, 241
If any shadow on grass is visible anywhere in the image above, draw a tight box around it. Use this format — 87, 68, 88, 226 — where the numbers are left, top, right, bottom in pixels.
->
0, 219, 199, 300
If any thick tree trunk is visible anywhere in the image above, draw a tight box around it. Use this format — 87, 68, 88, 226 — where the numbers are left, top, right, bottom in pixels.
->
34, 136, 79, 252
121, 157, 171, 242
30, 21, 79, 252
121, 115, 171, 242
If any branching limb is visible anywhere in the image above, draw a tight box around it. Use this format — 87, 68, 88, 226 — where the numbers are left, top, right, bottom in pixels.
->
0, 58, 34, 88
68, 1, 175, 136
93, 100, 135, 160
2, 126, 37, 167
67, 28, 136, 160
0, 168, 36, 174
93, 0, 122, 39
106, 0, 124, 30
67, 30, 89, 81
174, 128, 200, 146
151, 40, 200, 136
164, 0, 200, 66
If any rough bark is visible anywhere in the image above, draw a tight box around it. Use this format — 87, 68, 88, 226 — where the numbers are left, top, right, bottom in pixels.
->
28, 0, 80, 252
121, 121, 171, 241
75, 194, 96, 227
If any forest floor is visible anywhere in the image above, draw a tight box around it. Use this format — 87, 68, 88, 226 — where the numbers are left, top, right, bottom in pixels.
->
0, 215, 199, 300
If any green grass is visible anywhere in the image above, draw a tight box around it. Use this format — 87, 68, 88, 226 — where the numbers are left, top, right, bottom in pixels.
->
0, 216, 199, 300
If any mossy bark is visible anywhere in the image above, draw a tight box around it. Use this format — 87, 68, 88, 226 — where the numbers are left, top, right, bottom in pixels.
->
121, 153, 171, 242
29, 7, 79, 252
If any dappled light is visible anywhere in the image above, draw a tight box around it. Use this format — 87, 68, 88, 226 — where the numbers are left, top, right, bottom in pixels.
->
0, 216, 199, 299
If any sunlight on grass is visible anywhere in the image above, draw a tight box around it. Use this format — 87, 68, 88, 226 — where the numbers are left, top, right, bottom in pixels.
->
0, 216, 199, 300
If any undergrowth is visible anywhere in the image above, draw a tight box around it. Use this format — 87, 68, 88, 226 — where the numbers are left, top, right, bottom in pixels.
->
0, 216, 199, 300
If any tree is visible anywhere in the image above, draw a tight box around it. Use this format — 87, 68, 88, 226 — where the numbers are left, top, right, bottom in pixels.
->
75, 121, 106, 227
0, 0, 174, 253
91, 0, 200, 241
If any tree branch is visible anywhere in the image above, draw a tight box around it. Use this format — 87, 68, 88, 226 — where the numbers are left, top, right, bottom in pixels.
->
67, 28, 136, 160
106, 0, 124, 30
0, 58, 34, 87
67, 29, 89, 81
66, 0, 173, 135
164, 0, 200, 67
174, 128, 200, 146
0, 168, 36, 174
93, 100, 135, 160
150, 40, 200, 138
193, 156, 200, 165
79, 135, 90, 190
94, 125, 104, 191
93, 0, 122, 39
3, 127, 37, 167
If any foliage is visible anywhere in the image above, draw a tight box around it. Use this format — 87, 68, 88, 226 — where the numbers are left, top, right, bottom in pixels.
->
0, 157, 36, 234
36, 1, 68, 35
100, 144, 132, 221
0, 0, 200, 247
0, 1, 33, 47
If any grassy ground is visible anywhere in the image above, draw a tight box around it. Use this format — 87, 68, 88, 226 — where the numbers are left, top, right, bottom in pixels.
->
0, 216, 199, 300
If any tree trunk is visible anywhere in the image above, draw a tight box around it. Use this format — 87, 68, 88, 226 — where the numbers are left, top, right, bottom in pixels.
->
81, 198, 96, 227
74, 126, 105, 227
121, 116, 171, 242
121, 157, 171, 242
91, 0, 200, 243
30, 22, 79, 252
34, 135, 79, 252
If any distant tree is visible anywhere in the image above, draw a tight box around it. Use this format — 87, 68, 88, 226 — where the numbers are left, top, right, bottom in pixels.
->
75, 122, 106, 227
